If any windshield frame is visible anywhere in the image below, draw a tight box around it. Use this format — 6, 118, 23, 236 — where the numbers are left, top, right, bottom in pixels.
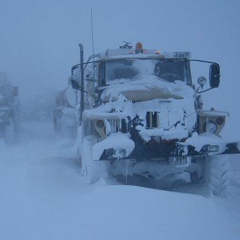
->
98, 57, 192, 87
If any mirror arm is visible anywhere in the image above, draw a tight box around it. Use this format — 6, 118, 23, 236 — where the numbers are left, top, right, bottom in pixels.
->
196, 87, 213, 94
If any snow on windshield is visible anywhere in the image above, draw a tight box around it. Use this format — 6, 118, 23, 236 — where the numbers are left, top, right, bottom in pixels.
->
105, 58, 186, 84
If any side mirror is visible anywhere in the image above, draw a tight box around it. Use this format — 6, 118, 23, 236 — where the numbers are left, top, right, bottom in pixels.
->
71, 64, 81, 90
71, 77, 80, 90
209, 63, 220, 88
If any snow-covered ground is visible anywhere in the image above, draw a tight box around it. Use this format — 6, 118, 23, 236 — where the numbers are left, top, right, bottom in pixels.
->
0, 121, 239, 240
0, 0, 239, 239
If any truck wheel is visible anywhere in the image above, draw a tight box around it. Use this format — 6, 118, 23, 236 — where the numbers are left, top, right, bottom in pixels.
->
190, 171, 202, 184
81, 135, 108, 183
204, 155, 229, 196
190, 158, 204, 184
53, 117, 61, 134
4, 119, 15, 145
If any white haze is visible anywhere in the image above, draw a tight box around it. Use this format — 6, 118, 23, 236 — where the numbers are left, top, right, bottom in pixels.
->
0, 0, 240, 239
1, 0, 240, 138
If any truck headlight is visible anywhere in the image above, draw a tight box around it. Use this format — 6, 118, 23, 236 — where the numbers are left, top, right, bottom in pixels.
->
96, 120, 105, 128
205, 121, 217, 134
94, 120, 106, 138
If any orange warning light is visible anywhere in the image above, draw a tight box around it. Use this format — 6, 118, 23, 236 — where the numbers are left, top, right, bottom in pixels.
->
135, 42, 143, 54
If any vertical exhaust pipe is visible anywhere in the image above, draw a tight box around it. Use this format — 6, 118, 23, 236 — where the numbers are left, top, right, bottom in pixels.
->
79, 43, 84, 122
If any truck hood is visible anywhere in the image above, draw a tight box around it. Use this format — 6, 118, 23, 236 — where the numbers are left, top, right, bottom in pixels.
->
101, 77, 194, 102
84, 76, 197, 143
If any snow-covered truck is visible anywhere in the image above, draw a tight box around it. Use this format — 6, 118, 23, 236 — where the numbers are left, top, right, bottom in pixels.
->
70, 42, 240, 194
0, 72, 20, 144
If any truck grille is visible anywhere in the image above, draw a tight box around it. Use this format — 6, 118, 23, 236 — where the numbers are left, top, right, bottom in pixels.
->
146, 111, 159, 128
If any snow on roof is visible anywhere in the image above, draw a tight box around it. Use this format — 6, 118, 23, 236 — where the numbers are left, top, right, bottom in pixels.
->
100, 47, 191, 60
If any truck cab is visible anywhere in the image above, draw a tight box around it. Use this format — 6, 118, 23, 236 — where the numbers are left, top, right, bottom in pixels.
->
69, 43, 235, 195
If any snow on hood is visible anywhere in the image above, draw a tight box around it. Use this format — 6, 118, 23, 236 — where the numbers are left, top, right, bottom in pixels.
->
83, 94, 134, 120
101, 76, 195, 102
83, 77, 197, 142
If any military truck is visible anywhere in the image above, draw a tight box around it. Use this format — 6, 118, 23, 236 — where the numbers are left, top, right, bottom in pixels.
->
70, 42, 240, 194
0, 72, 19, 144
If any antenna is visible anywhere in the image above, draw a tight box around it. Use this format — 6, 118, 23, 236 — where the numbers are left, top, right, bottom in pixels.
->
91, 9, 95, 56
90, 9, 97, 79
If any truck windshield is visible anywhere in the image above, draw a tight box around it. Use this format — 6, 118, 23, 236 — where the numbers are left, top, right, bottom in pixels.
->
103, 58, 189, 85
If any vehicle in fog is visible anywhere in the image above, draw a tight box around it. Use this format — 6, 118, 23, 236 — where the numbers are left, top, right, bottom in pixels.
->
59, 42, 240, 194
0, 72, 19, 144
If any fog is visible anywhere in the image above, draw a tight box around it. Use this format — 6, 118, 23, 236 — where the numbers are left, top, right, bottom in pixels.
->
0, 0, 240, 138
1, 2, 240, 239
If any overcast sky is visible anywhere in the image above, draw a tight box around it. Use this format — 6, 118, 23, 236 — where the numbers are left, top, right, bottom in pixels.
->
1, 0, 240, 138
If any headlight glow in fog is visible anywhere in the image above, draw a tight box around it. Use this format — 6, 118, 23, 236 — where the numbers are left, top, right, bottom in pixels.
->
205, 121, 217, 134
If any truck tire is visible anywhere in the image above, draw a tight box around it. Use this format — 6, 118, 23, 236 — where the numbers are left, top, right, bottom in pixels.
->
54, 117, 61, 134
204, 155, 229, 196
4, 119, 15, 145
81, 135, 108, 183
190, 158, 204, 184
